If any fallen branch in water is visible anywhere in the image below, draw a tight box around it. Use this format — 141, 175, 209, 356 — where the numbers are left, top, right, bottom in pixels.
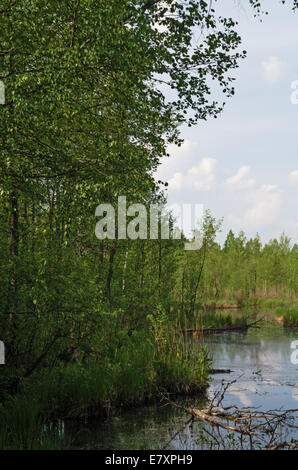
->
267, 440, 298, 450
181, 317, 264, 336
185, 406, 254, 436
210, 368, 233, 374
161, 380, 298, 450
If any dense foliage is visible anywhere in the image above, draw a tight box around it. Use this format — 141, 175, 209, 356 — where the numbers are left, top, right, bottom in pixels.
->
0, 0, 248, 379
0, 1, 297, 449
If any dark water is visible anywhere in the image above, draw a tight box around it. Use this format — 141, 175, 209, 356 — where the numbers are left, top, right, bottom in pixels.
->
63, 314, 298, 450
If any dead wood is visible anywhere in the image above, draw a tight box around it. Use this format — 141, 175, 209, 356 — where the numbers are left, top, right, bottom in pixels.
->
181, 317, 264, 336
161, 379, 298, 450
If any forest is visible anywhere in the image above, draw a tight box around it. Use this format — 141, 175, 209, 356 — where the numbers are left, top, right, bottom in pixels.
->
0, 0, 297, 451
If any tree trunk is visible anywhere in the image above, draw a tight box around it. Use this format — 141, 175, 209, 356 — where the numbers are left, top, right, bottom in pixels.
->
104, 241, 117, 300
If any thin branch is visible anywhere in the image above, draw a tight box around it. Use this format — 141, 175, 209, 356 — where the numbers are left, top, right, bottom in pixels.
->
70, 0, 80, 47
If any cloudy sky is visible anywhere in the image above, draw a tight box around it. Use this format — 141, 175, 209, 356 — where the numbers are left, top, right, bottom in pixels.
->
155, 1, 298, 245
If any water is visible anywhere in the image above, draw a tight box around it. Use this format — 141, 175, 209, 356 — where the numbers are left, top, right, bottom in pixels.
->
63, 314, 298, 450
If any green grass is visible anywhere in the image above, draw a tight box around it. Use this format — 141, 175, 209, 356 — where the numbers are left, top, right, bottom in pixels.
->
255, 298, 298, 309
204, 297, 298, 310
274, 306, 298, 327
283, 307, 298, 327
0, 320, 211, 450
0, 395, 64, 450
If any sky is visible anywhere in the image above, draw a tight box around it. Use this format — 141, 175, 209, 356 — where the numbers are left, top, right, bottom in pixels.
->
155, 0, 298, 246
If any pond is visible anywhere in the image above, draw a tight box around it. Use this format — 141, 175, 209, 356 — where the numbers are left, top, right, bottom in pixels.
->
63, 311, 298, 450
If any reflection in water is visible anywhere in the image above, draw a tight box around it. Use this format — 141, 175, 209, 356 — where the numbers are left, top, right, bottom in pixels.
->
63, 397, 208, 450
63, 316, 298, 450
205, 325, 298, 414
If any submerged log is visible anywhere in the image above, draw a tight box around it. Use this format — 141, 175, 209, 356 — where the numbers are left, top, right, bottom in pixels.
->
181, 318, 263, 336
210, 368, 232, 374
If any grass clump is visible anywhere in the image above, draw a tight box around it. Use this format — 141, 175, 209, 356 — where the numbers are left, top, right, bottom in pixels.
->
283, 307, 298, 328
0, 395, 63, 450
0, 307, 211, 449
274, 306, 298, 327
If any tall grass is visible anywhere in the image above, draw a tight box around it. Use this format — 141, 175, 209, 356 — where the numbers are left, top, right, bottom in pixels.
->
274, 306, 298, 327
0, 395, 63, 450
21, 326, 210, 420
0, 311, 211, 449
283, 307, 298, 327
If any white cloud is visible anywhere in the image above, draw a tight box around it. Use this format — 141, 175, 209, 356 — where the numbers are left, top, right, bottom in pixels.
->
225, 166, 256, 189
188, 158, 217, 191
289, 170, 298, 185
245, 185, 282, 223
167, 140, 197, 157
261, 56, 286, 85
168, 157, 217, 192
229, 184, 282, 231
155, 140, 198, 183
168, 172, 184, 191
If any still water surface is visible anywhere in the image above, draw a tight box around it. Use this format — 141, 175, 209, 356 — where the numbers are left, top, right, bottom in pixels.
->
64, 314, 298, 450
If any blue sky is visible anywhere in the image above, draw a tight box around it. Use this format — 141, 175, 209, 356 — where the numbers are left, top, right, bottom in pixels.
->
155, 1, 298, 245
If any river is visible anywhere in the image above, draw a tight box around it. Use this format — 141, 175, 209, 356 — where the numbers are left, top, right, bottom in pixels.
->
62, 311, 298, 450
